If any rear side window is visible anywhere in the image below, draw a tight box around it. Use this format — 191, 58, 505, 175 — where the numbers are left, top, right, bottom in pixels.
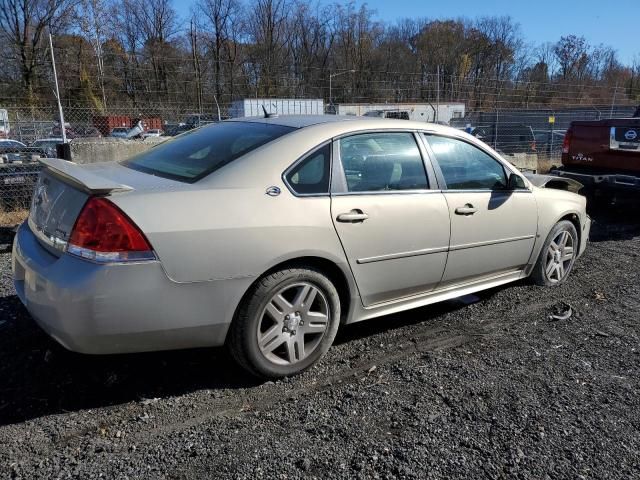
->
123, 121, 295, 182
339, 132, 428, 192
285, 144, 331, 195
425, 135, 507, 190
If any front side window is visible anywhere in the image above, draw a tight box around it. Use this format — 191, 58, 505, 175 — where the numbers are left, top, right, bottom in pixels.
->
285, 143, 331, 195
339, 132, 428, 192
123, 121, 294, 182
425, 135, 507, 190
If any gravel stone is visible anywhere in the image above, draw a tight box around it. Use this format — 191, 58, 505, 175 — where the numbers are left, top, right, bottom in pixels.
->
0, 211, 639, 478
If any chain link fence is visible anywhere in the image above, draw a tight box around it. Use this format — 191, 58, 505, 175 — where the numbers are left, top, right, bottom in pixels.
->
0, 85, 637, 214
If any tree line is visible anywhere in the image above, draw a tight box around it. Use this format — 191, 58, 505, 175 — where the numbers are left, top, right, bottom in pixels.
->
1, 0, 639, 117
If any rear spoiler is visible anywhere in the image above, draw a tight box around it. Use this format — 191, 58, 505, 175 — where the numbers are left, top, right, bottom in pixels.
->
523, 172, 583, 193
38, 158, 133, 195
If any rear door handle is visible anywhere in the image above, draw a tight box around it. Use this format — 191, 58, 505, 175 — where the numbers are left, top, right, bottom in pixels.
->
455, 204, 478, 215
337, 210, 369, 223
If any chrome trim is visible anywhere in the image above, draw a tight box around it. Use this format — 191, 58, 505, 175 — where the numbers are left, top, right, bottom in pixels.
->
357, 245, 449, 264
28, 215, 67, 251
449, 234, 535, 252
67, 244, 158, 264
442, 189, 532, 194
332, 189, 442, 197
610, 126, 639, 151
355, 234, 534, 264
361, 269, 523, 311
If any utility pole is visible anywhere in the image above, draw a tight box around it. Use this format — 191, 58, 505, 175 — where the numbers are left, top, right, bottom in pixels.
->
329, 70, 356, 114
49, 32, 67, 145
609, 81, 619, 119
190, 19, 203, 115
435, 66, 440, 123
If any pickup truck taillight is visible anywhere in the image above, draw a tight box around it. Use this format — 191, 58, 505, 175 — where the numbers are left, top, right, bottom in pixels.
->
67, 197, 155, 263
562, 128, 573, 154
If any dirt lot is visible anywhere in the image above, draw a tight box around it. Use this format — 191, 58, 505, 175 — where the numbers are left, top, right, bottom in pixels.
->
0, 210, 639, 479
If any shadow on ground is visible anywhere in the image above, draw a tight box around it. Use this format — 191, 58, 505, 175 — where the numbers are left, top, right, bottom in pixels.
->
0, 204, 636, 426
0, 287, 485, 426
588, 201, 640, 242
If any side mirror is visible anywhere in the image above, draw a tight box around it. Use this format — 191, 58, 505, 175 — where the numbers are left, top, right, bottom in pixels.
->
508, 173, 527, 190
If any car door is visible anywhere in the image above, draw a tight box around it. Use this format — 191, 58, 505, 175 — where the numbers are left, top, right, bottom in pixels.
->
331, 131, 450, 306
423, 134, 538, 286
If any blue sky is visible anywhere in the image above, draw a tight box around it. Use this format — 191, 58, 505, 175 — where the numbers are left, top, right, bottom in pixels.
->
176, 0, 639, 65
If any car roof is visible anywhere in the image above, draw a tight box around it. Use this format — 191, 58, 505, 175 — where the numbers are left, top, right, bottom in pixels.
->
226, 114, 461, 135
229, 114, 362, 128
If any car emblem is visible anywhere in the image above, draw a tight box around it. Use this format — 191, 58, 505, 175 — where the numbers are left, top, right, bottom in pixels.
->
265, 186, 281, 197
625, 130, 638, 141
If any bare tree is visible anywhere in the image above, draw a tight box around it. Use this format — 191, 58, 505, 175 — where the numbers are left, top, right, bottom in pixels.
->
196, 0, 241, 101
0, 0, 78, 103
78, 0, 109, 110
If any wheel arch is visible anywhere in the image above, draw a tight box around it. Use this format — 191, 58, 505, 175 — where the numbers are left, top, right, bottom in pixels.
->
558, 212, 582, 252
230, 255, 357, 335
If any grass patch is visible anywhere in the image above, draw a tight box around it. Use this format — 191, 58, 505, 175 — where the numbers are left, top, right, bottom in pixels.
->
0, 208, 28, 227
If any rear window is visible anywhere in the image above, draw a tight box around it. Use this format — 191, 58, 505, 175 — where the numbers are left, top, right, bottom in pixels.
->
123, 121, 294, 182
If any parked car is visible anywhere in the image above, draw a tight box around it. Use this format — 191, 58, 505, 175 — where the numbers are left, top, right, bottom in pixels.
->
551, 118, 640, 203
141, 129, 163, 139
0, 139, 26, 149
0, 145, 46, 164
73, 126, 102, 138
13, 116, 590, 379
30, 138, 64, 158
110, 127, 130, 138
471, 124, 537, 154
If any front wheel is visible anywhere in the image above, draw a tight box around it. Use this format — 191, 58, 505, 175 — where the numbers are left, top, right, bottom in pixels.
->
530, 220, 578, 286
227, 268, 341, 379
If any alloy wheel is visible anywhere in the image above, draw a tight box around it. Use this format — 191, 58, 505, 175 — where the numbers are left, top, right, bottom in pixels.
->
257, 282, 330, 365
545, 230, 575, 283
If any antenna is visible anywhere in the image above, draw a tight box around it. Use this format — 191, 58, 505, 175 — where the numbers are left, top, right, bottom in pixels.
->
261, 104, 278, 119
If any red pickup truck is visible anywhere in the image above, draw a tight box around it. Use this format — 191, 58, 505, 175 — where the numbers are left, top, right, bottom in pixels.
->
551, 112, 640, 202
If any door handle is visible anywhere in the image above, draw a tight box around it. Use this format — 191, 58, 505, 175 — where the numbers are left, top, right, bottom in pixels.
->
337, 210, 369, 223
455, 204, 478, 215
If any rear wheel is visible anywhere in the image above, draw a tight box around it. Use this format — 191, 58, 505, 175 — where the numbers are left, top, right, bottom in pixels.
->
228, 268, 341, 379
530, 220, 578, 286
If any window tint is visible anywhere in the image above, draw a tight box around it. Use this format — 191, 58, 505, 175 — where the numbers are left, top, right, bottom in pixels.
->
285, 144, 331, 195
123, 121, 294, 182
425, 135, 507, 190
339, 132, 428, 192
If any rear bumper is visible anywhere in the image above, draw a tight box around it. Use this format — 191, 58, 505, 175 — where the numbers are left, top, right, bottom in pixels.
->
12, 222, 250, 354
551, 167, 640, 194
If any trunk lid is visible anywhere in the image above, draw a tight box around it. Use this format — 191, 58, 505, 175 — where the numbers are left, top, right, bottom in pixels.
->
28, 159, 181, 255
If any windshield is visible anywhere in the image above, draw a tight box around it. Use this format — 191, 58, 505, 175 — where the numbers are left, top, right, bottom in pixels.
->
122, 121, 295, 183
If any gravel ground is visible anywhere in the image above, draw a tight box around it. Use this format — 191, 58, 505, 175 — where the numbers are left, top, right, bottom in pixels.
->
0, 210, 639, 479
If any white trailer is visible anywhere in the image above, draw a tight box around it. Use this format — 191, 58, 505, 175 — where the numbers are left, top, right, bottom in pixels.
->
336, 103, 465, 125
230, 99, 325, 118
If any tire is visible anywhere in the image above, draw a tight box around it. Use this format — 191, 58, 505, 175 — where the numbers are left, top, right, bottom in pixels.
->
530, 220, 579, 286
227, 267, 341, 379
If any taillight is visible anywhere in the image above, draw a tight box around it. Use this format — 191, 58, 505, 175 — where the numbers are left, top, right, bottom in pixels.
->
67, 197, 155, 263
562, 128, 573, 154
